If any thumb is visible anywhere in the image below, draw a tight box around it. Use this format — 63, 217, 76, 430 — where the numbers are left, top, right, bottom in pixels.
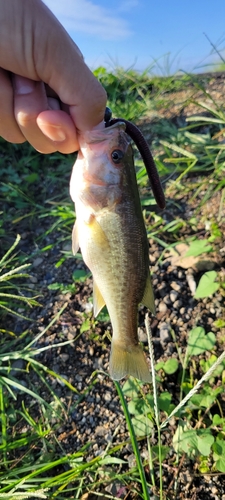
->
0, 0, 107, 132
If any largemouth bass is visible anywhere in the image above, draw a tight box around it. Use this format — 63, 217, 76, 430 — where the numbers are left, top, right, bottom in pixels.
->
70, 122, 155, 382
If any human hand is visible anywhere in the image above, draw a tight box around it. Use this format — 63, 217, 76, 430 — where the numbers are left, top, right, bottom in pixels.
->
0, 0, 107, 153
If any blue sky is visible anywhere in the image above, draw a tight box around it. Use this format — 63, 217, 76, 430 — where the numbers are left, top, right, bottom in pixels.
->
44, 0, 225, 74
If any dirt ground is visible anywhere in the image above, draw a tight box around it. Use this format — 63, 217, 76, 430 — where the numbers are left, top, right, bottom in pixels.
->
2, 72, 225, 499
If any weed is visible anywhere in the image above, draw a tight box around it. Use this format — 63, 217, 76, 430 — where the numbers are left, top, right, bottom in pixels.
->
0, 235, 40, 319
194, 270, 220, 298
117, 318, 225, 499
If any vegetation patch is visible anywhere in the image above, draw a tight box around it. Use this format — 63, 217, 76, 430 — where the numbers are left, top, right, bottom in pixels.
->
0, 68, 224, 499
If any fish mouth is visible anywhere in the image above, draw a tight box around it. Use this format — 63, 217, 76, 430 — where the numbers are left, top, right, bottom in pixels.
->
81, 121, 127, 145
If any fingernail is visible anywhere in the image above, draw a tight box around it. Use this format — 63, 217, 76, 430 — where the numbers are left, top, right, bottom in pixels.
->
13, 75, 36, 95
38, 123, 66, 142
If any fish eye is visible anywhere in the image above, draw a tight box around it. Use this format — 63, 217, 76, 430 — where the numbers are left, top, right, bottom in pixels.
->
111, 149, 124, 164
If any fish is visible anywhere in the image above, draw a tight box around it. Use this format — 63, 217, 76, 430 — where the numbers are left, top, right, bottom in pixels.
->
70, 121, 155, 383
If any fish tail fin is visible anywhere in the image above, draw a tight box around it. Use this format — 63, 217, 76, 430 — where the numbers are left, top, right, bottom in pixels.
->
109, 340, 151, 383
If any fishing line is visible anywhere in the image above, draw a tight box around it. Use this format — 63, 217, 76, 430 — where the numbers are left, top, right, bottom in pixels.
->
104, 106, 165, 210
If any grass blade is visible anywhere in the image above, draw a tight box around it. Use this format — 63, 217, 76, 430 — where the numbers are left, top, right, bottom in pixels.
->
114, 380, 150, 500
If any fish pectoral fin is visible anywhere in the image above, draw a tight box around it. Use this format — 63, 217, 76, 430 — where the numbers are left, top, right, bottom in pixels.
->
109, 340, 151, 383
141, 274, 155, 315
88, 214, 110, 250
93, 280, 106, 317
72, 220, 79, 255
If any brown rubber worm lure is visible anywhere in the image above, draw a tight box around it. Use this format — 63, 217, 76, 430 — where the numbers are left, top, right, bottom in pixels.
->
104, 106, 165, 210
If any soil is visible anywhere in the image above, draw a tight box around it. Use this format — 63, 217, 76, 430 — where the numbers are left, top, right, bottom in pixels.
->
1, 72, 225, 499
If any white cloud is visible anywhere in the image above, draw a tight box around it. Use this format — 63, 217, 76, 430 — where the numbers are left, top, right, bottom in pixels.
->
118, 0, 139, 12
43, 0, 133, 40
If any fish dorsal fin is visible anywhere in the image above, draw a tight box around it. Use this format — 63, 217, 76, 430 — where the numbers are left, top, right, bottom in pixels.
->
141, 273, 155, 315
93, 280, 106, 317
72, 220, 79, 255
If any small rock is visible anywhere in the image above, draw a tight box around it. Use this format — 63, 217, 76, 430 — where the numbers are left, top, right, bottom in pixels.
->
186, 272, 196, 295
128, 453, 136, 468
173, 299, 182, 309
163, 295, 171, 305
14, 322, 26, 335
83, 302, 93, 313
33, 257, 43, 267
170, 290, 178, 303
10, 359, 25, 377
68, 332, 75, 341
30, 275, 38, 284
20, 232, 28, 239
94, 357, 103, 369
104, 391, 111, 402
89, 346, 94, 356
158, 284, 167, 297
59, 353, 69, 363
138, 327, 148, 343
159, 323, 171, 344
171, 281, 182, 292
141, 448, 149, 460
52, 364, 60, 373
62, 242, 72, 252
165, 343, 175, 355
158, 302, 168, 313
105, 482, 127, 498
105, 432, 113, 443
96, 425, 106, 436
179, 470, 193, 485
44, 271, 53, 283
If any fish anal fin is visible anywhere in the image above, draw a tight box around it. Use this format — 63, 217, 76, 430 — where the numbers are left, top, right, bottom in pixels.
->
141, 274, 155, 315
109, 340, 151, 383
93, 280, 106, 317
72, 220, 79, 255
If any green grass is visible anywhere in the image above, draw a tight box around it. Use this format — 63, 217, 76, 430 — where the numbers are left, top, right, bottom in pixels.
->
0, 66, 225, 498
